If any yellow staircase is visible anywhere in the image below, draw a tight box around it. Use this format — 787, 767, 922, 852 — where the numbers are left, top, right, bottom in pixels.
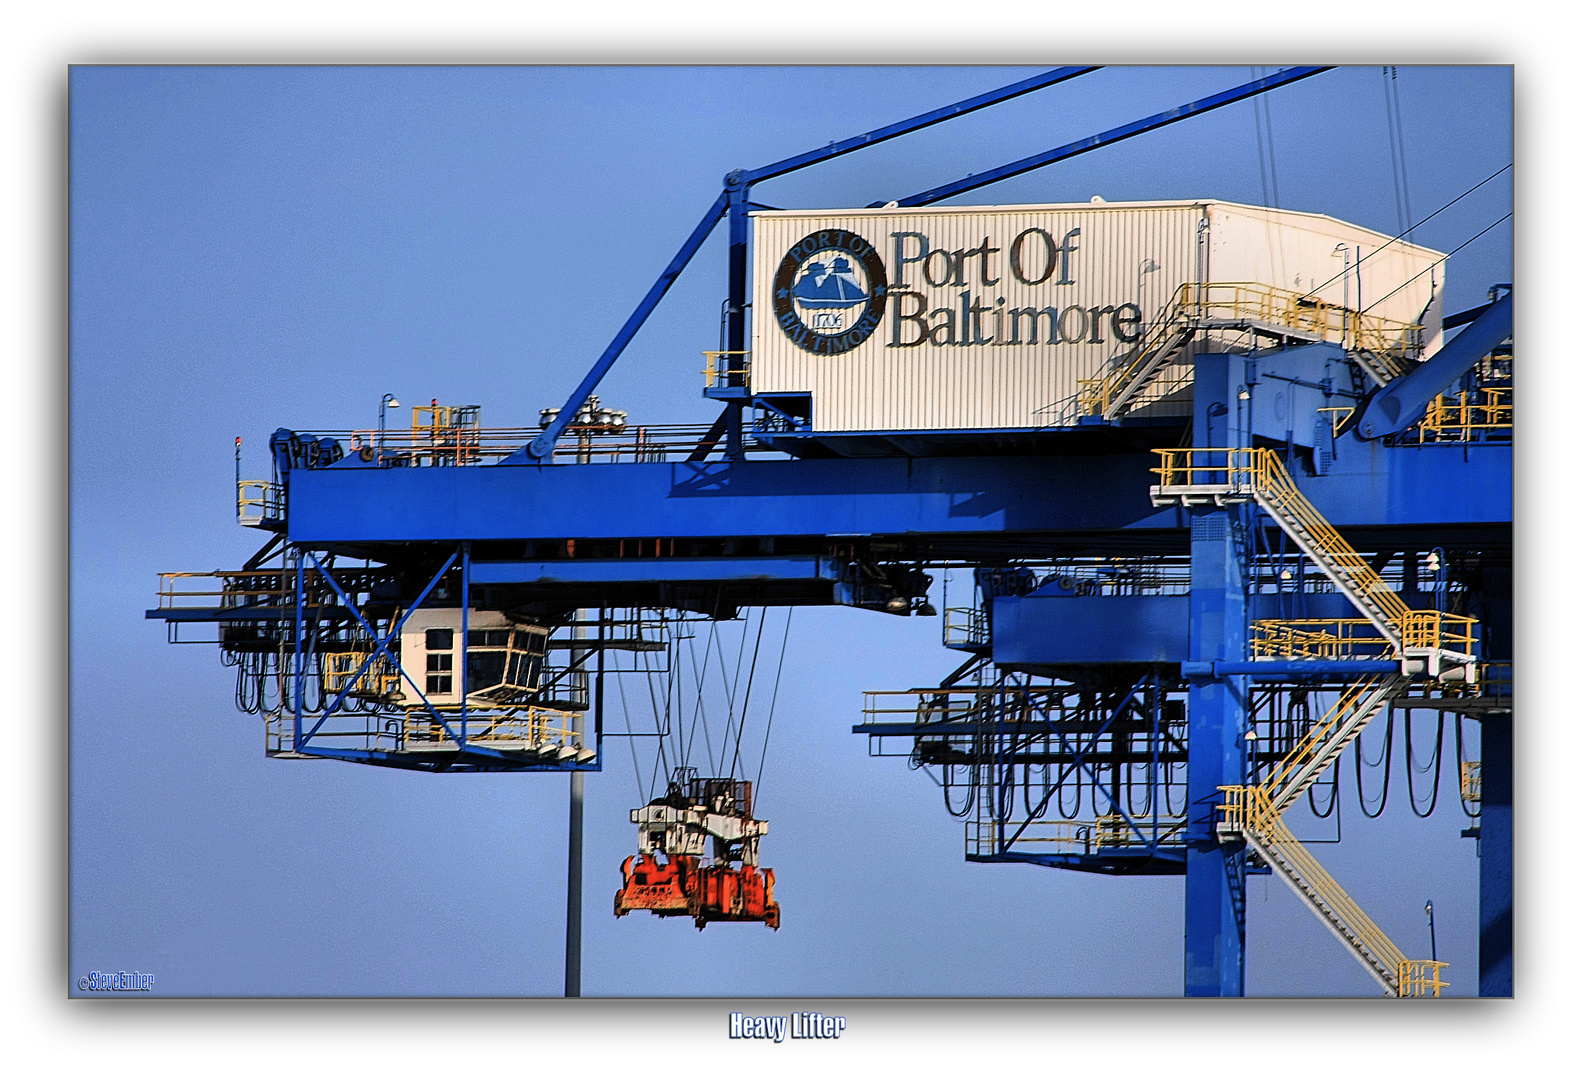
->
1153, 447, 1477, 679
1151, 446, 1465, 995
1261, 672, 1409, 815
1082, 282, 1424, 421
1219, 786, 1447, 996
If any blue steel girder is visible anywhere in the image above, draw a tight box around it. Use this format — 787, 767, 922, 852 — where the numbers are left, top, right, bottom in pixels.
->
283, 545, 599, 773
529, 67, 1101, 462
286, 445, 1509, 553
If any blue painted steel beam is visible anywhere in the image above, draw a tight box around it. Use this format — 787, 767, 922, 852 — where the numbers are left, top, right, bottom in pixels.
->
528, 191, 731, 461
286, 447, 1508, 547
896, 66, 1331, 206
737, 67, 1100, 187
1183, 354, 1248, 997
470, 556, 844, 585
1357, 293, 1513, 439
300, 745, 599, 773
1180, 660, 1400, 678
288, 454, 1170, 544
969, 851, 1187, 876
530, 67, 1100, 462
1479, 714, 1512, 995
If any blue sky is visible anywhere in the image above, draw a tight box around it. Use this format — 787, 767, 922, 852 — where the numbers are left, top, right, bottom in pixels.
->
54, 49, 1558, 1063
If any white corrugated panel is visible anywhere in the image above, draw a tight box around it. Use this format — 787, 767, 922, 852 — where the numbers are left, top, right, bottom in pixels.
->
749, 200, 1446, 433
1205, 203, 1444, 337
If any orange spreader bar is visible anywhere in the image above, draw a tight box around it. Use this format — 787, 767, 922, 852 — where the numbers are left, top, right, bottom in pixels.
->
614, 853, 780, 930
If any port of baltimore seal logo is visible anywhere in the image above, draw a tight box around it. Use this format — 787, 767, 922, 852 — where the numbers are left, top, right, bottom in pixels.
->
773, 230, 888, 355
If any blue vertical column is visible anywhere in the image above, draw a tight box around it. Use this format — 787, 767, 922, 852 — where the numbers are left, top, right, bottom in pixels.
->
1183, 354, 1249, 997
724, 176, 749, 460
1479, 713, 1512, 995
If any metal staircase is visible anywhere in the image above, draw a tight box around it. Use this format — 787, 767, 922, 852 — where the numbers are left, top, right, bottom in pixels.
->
1080, 310, 1197, 421
1153, 447, 1477, 677
1219, 786, 1446, 996
1350, 346, 1410, 388
1082, 282, 1425, 422
1261, 672, 1409, 814
1152, 446, 1464, 995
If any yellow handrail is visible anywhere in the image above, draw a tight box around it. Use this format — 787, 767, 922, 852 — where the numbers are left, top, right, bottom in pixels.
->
1221, 785, 1438, 994
1258, 676, 1395, 800
702, 350, 751, 391
1082, 282, 1424, 417
1461, 760, 1482, 803
237, 480, 280, 523
321, 651, 401, 699
1153, 448, 1478, 657
1409, 388, 1512, 443
1251, 619, 1393, 661
1250, 449, 1411, 625
1079, 282, 1199, 415
1397, 960, 1449, 998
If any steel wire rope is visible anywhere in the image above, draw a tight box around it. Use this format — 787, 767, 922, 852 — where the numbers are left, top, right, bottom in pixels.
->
714, 608, 755, 775
988, 672, 1014, 825
1403, 710, 1444, 818
1302, 163, 1511, 300
1360, 213, 1513, 315
1026, 690, 1057, 820
751, 608, 795, 798
651, 620, 687, 800
727, 608, 771, 783
941, 671, 984, 820
682, 623, 719, 776
1354, 706, 1394, 818
236, 656, 257, 714
942, 757, 975, 818
1124, 686, 1152, 818
1059, 741, 1082, 819
643, 626, 674, 796
1000, 682, 1030, 825
1308, 761, 1340, 819
1290, 694, 1339, 819
1385, 66, 1416, 244
614, 641, 651, 804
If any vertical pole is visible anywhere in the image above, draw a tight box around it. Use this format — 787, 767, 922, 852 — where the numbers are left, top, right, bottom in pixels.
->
725, 178, 749, 460
566, 767, 584, 997
293, 548, 305, 752
566, 416, 591, 995
1184, 354, 1249, 997
566, 606, 586, 999
460, 544, 469, 746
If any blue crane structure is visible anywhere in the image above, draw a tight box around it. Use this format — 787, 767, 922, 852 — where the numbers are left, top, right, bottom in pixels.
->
147, 67, 1512, 997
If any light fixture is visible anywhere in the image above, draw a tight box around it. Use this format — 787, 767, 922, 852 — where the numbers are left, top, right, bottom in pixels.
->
379, 394, 401, 454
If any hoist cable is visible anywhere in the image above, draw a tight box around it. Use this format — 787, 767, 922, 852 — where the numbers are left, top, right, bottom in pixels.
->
684, 626, 718, 775
714, 614, 750, 772
1388, 67, 1415, 243
1308, 761, 1339, 819
752, 608, 795, 797
615, 656, 647, 803
727, 608, 770, 782
1252, 66, 1272, 209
